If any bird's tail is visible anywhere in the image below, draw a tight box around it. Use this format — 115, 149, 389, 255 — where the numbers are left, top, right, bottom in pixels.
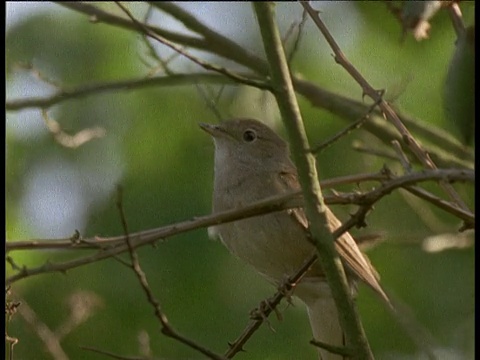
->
306, 295, 345, 360
296, 280, 346, 360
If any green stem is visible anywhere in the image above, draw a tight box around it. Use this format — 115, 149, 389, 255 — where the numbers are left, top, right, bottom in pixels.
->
253, 2, 374, 359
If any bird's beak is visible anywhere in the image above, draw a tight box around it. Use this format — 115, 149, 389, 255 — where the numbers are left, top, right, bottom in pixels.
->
199, 123, 225, 138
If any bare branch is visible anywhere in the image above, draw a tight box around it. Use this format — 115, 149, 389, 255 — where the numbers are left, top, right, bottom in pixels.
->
114, 2, 270, 90
293, 78, 474, 169
81, 346, 151, 360
6, 168, 473, 255
116, 186, 225, 360
45, 1, 472, 170
6, 167, 472, 286
352, 141, 400, 161
286, 8, 308, 65
42, 109, 106, 149
15, 295, 69, 360
447, 2, 466, 38
391, 140, 413, 173
311, 96, 382, 154
146, 2, 268, 74
6, 73, 237, 111
254, 2, 374, 358
300, 1, 471, 213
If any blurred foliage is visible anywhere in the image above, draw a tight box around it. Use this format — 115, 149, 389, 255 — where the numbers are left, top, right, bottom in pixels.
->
6, 2, 474, 360
443, 25, 475, 145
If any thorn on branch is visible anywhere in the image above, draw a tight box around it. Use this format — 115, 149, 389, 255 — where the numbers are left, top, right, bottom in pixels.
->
380, 164, 394, 178
69, 229, 81, 243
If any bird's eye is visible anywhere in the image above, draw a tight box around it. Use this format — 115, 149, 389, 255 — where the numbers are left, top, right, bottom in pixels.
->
243, 129, 257, 142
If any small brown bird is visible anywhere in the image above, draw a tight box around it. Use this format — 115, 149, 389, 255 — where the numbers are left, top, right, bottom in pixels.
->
201, 118, 388, 360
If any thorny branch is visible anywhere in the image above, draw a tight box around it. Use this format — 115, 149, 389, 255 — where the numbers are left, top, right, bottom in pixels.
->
6, 2, 475, 358
300, 1, 471, 216
7, 3, 473, 172
225, 206, 362, 358
116, 187, 226, 360
6, 168, 473, 254
114, 2, 270, 91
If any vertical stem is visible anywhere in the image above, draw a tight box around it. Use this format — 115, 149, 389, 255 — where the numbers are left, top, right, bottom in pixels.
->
253, 2, 373, 359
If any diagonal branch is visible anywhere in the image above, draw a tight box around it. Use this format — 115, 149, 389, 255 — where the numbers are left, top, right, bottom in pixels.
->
114, 2, 270, 90
47, 2, 472, 169
116, 186, 225, 360
300, 1, 471, 215
6, 168, 474, 287
9, 2, 472, 172
253, 2, 374, 358
7, 168, 472, 254
6, 73, 238, 111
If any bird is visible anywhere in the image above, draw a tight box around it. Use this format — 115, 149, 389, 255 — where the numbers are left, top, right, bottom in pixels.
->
200, 118, 388, 360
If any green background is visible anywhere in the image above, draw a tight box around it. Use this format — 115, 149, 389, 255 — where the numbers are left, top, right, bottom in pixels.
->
6, 2, 474, 360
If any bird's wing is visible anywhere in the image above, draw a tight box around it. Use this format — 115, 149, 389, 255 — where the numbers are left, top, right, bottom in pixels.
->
278, 170, 390, 305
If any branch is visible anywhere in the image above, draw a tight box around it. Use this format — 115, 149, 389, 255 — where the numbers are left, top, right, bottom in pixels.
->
54, 2, 212, 57
41, 109, 106, 148
80, 346, 149, 360
116, 187, 225, 360
310, 96, 382, 154
15, 295, 69, 360
46, 2, 472, 169
293, 78, 473, 169
225, 207, 366, 358
447, 2, 466, 38
300, 1, 471, 214
6, 73, 238, 111
7, 71, 473, 170
5, 189, 302, 285
114, 2, 270, 91
253, 2, 374, 358
6, 168, 473, 254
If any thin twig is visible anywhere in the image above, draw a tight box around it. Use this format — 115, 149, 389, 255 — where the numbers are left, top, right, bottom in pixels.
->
6, 73, 238, 111
310, 339, 353, 357
41, 109, 106, 149
138, 3, 177, 77
116, 186, 225, 360
54, 2, 227, 65
352, 141, 400, 161
6, 168, 474, 255
14, 62, 62, 88
146, 1, 268, 74
254, 2, 374, 358
447, 2, 466, 38
81, 346, 148, 360
115, 2, 270, 91
5, 287, 20, 360
311, 96, 382, 154
391, 140, 447, 232
287, 9, 308, 65
194, 83, 225, 122
16, 295, 69, 360
391, 140, 413, 172
300, 1, 471, 214
293, 78, 474, 169
48, 1, 472, 169
402, 186, 474, 231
